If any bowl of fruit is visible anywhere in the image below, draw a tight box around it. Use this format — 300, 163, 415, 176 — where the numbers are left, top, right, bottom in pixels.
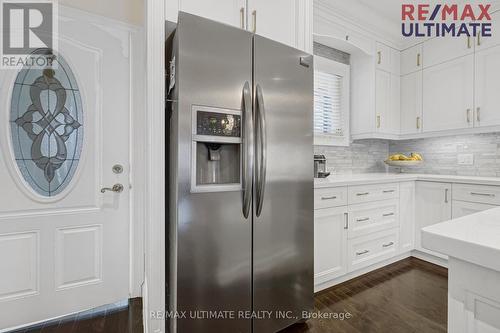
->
385, 153, 423, 167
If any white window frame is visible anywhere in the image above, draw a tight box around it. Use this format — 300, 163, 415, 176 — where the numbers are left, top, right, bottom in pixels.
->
314, 55, 350, 147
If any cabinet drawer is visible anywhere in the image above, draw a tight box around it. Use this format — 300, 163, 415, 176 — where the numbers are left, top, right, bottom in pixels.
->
348, 183, 399, 204
452, 183, 500, 205
348, 200, 399, 238
315, 187, 348, 209
348, 228, 399, 272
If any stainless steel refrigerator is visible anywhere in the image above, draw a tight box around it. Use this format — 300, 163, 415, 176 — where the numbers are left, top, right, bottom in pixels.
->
166, 12, 313, 333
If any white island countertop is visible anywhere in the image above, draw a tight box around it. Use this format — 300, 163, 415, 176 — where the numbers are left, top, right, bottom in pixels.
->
422, 207, 500, 272
315, 173, 500, 188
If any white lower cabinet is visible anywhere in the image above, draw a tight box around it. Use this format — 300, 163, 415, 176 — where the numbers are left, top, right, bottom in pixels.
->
415, 181, 452, 259
348, 228, 399, 272
314, 207, 348, 285
452, 200, 498, 219
399, 181, 415, 253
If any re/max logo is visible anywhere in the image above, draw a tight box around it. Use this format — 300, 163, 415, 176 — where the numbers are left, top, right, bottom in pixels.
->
401, 4, 493, 38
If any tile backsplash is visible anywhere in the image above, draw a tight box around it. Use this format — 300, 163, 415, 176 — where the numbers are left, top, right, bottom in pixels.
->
315, 133, 500, 176
314, 140, 389, 174
389, 133, 500, 177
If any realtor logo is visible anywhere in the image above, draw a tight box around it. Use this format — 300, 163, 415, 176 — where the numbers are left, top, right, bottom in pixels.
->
1, 0, 57, 68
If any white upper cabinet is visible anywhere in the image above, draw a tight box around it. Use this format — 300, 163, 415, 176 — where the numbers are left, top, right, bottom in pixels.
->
248, 0, 296, 48
474, 44, 500, 127
401, 44, 422, 75
375, 70, 400, 135
170, 0, 245, 27
423, 54, 474, 132
475, 11, 500, 50
376, 42, 392, 72
166, 0, 312, 52
423, 36, 474, 68
400, 71, 422, 135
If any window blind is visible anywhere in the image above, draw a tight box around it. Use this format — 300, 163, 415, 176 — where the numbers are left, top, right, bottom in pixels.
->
314, 70, 343, 136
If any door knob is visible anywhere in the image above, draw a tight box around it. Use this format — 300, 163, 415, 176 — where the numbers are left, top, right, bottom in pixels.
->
100, 184, 124, 193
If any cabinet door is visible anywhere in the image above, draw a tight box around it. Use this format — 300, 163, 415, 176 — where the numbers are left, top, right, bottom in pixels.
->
400, 71, 423, 134
376, 70, 400, 134
452, 201, 497, 219
399, 182, 415, 253
475, 11, 500, 50
179, 0, 245, 28
247, 0, 297, 48
423, 36, 473, 68
376, 42, 392, 73
423, 54, 474, 132
415, 182, 452, 258
475, 44, 500, 127
401, 44, 423, 75
314, 207, 348, 287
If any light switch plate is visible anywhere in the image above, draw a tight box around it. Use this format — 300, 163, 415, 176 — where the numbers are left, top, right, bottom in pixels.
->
458, 154, 474, 165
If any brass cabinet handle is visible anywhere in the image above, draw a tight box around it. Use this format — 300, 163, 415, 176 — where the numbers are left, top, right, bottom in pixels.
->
467, 36, 471, 49
251, 10, 257, 33
382, 242, 394, 248
377, 115, 381, 128
478, 34, 481, 46
417, 53, 421, 67
356, 250, 370, 256
101, 183, 124, 193
377, 51, 382, 65
240, 7, 245, 29
417, 116, 421, 129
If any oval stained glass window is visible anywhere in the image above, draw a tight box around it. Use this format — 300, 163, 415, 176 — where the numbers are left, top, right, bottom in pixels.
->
10, 51, 83, 197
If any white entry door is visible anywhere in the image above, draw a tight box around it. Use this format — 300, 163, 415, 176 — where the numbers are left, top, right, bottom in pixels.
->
0, 7, 136, 330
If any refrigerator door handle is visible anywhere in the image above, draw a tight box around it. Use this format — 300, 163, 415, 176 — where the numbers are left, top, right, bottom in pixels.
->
255, 84, 267, 217
242, 81, 254, 218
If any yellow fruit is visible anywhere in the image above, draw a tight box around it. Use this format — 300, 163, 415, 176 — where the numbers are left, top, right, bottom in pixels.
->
410, 153, 423, 161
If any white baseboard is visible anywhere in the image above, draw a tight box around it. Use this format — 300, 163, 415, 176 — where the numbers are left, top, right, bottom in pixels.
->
314, 250, 448, 293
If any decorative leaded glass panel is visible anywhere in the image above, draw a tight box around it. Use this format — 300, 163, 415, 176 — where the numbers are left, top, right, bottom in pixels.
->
10, 50, 83, 197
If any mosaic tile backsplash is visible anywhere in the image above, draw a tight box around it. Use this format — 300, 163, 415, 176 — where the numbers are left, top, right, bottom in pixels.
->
315, 133, 500, 176
389, 133, 500, 177
314, 140, 389, 175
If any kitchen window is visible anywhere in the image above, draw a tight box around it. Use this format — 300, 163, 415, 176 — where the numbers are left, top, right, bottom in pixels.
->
314, 56, 350, 146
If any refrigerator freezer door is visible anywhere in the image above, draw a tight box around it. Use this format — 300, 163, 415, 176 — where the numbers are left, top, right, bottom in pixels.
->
252, 35, 314, 333
172, 12, 253, 333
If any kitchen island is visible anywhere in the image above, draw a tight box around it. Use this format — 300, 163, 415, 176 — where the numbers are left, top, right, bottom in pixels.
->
422, 208, 500, 333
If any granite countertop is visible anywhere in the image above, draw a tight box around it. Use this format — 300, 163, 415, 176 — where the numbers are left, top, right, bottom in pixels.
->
422, 207, 500, 272
314, 173, 500, 188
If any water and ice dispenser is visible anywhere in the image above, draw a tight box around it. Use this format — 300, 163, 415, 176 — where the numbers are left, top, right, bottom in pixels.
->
191, 106, 242, 192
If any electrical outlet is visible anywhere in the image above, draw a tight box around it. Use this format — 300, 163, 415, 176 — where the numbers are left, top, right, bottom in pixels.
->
457, 154, 474, 165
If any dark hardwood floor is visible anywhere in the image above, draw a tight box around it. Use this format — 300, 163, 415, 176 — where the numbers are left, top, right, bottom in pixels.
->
15, 257, 447, 333
18, 298, 143, 333
282, 257, 448, 333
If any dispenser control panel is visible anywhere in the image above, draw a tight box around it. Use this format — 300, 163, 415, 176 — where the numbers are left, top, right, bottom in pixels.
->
196, 111, 241, 137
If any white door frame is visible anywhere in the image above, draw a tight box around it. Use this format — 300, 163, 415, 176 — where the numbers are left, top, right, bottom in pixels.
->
144, 0, 166, 332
